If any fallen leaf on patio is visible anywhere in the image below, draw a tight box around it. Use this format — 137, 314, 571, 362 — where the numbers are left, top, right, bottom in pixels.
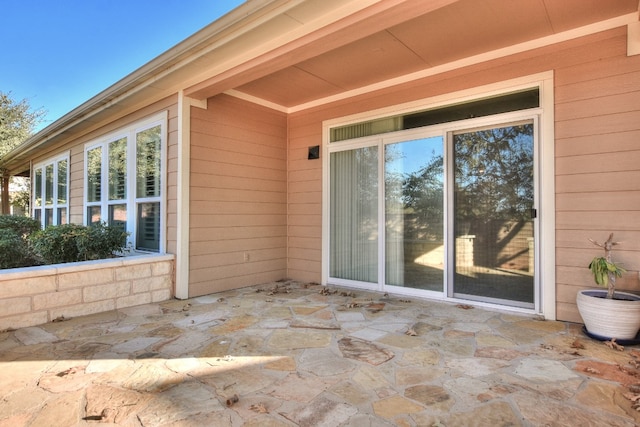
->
345, 302, 360, 309
456, 304, 473, 310
405, 328, 417, 336
226, 394, 239, 407
623, 392, 640, 411
618, 364, 640, 377
626, 392, 640, 402
571, 339, 585, 349
366, 303, 385, 313
584, 366, 601, 374
399, 299, 411, 303
540, 344, 555, 350
605, 338, 624, 351
52, 315, 68, 322
250, 403, 269, 414
82, 415, 104, 421
56, 367, 80, 377
83, 408, 114, 422
182, 303, 191, 311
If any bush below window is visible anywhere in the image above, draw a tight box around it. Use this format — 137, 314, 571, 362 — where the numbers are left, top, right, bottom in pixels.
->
0, 216, 41, 269
0, 215, 128, 269
30, 222, 128, 264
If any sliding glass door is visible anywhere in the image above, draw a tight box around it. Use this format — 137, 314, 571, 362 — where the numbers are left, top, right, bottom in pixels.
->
451, 122, 535, 307
327, 115, 538, 309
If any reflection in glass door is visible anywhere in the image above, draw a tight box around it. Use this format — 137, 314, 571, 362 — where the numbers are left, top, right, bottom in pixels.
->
451, 121, 535, 307
385, 137, 444, 291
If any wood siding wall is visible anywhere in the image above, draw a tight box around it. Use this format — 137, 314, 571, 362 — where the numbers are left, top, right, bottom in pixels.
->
189, 95, 288, 296
287, 26, 640, 322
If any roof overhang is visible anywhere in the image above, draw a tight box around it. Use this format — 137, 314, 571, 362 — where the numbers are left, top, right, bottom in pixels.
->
2, 0, 638, 175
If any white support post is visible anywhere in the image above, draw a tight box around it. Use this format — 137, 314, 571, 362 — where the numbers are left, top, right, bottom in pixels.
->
628, 21, 640, 56
176, 91, 207, 299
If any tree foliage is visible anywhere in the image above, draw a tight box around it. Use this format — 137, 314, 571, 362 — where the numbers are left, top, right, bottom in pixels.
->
453, 124, 534, 221
0, 91, 46, 159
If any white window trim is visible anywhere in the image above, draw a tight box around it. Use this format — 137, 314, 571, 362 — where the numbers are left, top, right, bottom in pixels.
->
32, 151, 70, 228
83, 112, 167, 253
322, 71, 556, 319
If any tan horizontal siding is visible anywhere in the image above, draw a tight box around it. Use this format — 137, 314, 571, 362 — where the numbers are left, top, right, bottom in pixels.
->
556, 129, 640, 157
188, 95, 287, 297
554, 28, 640, 320
190, 225, 286, 241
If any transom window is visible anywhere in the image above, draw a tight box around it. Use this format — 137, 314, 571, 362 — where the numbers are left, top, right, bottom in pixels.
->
33, 153, 69, 228
84, 113, 166, 252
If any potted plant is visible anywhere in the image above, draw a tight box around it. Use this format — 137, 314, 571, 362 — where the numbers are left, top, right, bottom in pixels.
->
576, 233, 640, 340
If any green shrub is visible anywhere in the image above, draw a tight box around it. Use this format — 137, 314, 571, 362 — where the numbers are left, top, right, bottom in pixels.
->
0, 228, 40, 269
30, 222, 128, 265
75, 222, 129, 261
0, 215, 41, 269
0, 215, 40, 237
29, 224, 84, 264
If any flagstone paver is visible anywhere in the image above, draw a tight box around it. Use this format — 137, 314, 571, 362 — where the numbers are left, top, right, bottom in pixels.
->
2, 280, 640, 426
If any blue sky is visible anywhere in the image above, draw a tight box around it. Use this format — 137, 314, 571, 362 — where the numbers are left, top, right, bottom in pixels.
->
2, 1, 245, 131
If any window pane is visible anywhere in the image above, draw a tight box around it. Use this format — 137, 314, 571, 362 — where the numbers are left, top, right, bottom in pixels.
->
136, 126, 161, 198
137, 202, 160, 252
109, 137, 127, 200
87, 147, 102, 202
34, 209, 42, 223
57, 159, 68, 204
57, 208, 67, 225
45, 164, 54, 205
45, 208, 53, 227
87, 206, 101, 226
108, 204, 127, 232
34, 168, 42, 207
329, 147, 378, 282
452, 123, 535, 305
385, 137, 444, 291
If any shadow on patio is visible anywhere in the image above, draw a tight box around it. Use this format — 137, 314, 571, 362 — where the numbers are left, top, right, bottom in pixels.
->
1, 281, 639, 426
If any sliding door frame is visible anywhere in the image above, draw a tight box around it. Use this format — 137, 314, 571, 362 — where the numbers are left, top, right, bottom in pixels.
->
322, 72, 555, 319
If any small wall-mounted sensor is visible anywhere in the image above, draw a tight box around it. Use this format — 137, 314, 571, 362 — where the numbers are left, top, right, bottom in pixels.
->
308, 145, 320, 160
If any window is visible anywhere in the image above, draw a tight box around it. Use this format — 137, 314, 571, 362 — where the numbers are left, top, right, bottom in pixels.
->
33, 154, 69, 227
84, 113, 166, 252
330, 88, 539, 142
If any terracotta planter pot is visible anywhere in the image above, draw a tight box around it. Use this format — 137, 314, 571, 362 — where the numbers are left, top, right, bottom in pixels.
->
576, 289, 640, 340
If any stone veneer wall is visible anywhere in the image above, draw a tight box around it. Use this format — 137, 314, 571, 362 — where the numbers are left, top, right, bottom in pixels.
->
0, 254, 174, 331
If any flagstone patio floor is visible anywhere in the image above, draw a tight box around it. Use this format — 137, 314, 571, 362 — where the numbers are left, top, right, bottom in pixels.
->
1, 280, 640, 426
